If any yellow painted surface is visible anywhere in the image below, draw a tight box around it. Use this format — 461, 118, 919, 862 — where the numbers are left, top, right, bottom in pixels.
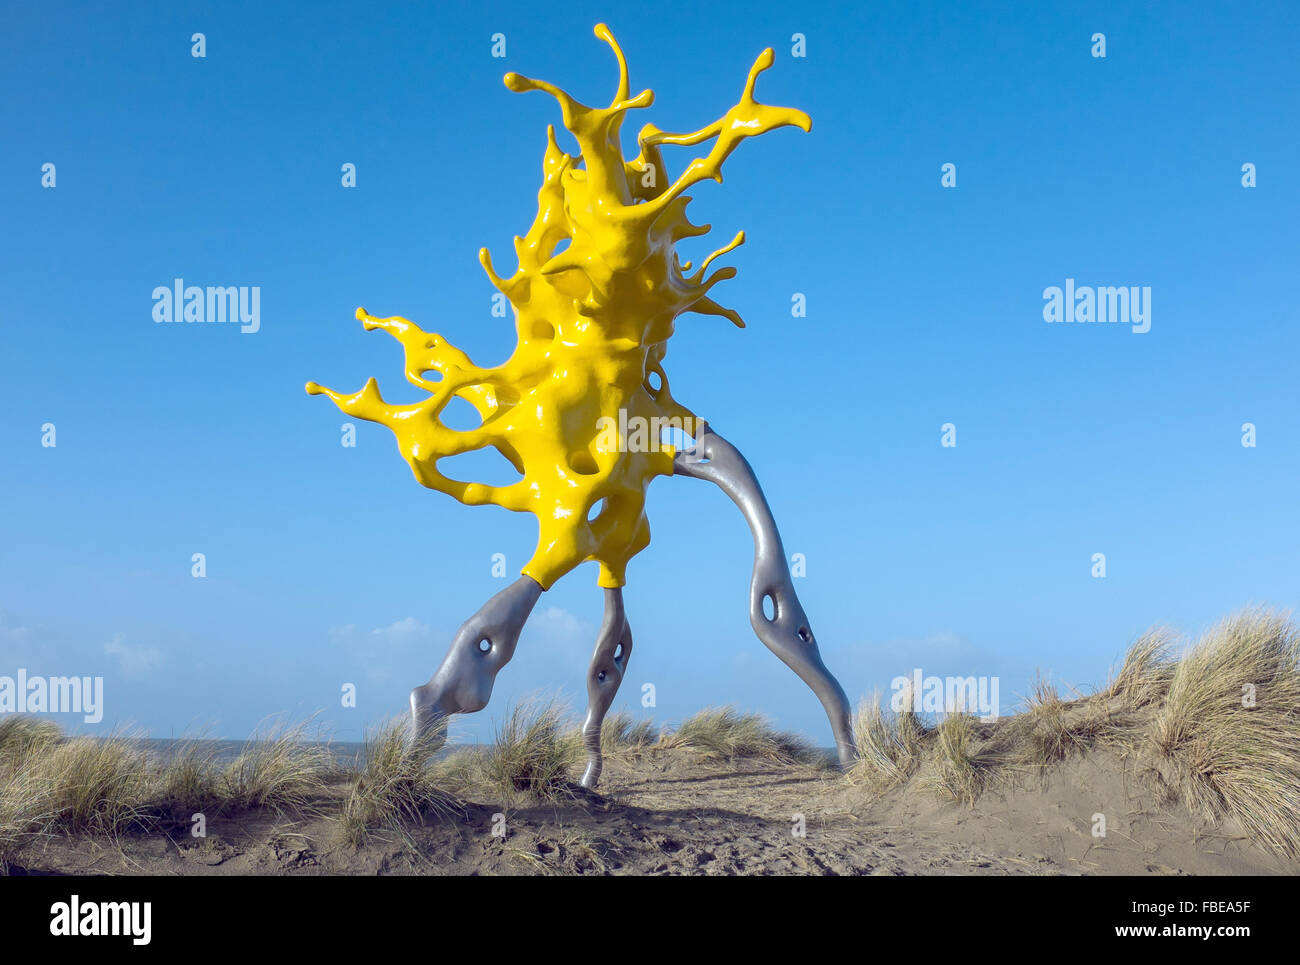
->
307, 23, 809, 589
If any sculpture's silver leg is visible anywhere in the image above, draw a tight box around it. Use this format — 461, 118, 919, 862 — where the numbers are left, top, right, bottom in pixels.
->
408, 575, 544, 750
674, 424, 857, 767
579, 587, 633, 789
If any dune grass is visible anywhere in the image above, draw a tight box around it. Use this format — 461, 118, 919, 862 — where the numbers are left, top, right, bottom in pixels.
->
429, 698, 582, 803
852, 608, 1300, 860
1013, 675, 1118, 767
0, 716, 61, 763
339, 720, 457, 846
0, 773, 50, 869
36, 734, 154, 835
0, 723, 58, 868
154, 738, 221, 811
6, 607, 1300, 864
1106, 629, 1177, 709
1149, 609, 1300, 858
0, 725, 154, 866
220, 720, 335, 814
0, 716, 338, 867
662, 706, 818, 764
481, 699, 581, 799
916, 713, 990, 805
599, 710, 660, 752
849, 692, 925, 790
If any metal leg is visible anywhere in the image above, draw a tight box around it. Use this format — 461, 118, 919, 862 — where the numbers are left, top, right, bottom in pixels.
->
674, 424, 857, 767
579, 588, 633, 789
408, 575, 544, 751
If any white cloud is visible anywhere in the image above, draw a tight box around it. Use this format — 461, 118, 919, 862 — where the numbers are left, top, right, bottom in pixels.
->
104, 632, 164, 678
534, 606, 589, 642
370, 617, 433, 645
329, 617, 439, 685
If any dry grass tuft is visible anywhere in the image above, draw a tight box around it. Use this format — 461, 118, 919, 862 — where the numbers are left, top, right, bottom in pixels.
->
917, 713, 989, 805
849, 692, 925, 790
0, 716, 62, 865
154, 739, 222, 811
338, 719, 457, 846
452, 698, 580, 801
0, 716, 346, 864
37, 733, 154, 835
662, 706, 817, 764
853, 609, 1300, 860
0, 716, 61, 765
220, 720, 335, 814
1107, 629, 1177, 708
1014, 675, 1116, 767
1149, 609, 1300, 858
599, 710, 659, 752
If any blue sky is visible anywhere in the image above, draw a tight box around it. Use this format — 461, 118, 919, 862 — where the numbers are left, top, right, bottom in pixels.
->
2, 1, 1297, 744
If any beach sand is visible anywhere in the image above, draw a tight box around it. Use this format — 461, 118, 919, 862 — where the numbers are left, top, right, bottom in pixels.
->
10, 744, 1293, 876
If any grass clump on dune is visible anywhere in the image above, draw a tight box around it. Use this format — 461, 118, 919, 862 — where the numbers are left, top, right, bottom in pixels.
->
1013, 675, 1119, 768
917, 713, 990, 806
855, 608, 1300, 860
599, 710, 660, 752
36, 734, 154, 835
0, 725, 153, 866
485, 699, 580, 799
220, 719, 335, 814
154, 739, 221, 812
663, 706, 818, 764
432, 697, 581, 802
1106, 629, 1177, 709
0, 769, 50, 868
339, 720, 457, 846
0, 716, 61, 763
1149, 609, 1300, 858
0, 715, 339, 866
849, 692, 925, 791
0, 721, 60, 867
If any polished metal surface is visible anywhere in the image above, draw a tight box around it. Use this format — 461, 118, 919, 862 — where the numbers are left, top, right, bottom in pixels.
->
674, 423, 857, 767
408, 425, 857, 784
579, 587, 633, 788
409, 575, 543, 747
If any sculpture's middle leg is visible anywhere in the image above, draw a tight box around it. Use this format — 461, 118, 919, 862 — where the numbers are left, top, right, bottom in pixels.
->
579, 587, 633, 789
408, 574, 544, 751
674, 424, 857, 767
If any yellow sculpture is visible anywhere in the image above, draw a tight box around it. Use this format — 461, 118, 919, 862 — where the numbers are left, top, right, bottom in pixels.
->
308, 24, 855, 788
306, 23, 809, 590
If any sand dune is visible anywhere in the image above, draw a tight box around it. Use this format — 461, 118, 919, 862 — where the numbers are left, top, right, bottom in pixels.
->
4, 609, 1298, 876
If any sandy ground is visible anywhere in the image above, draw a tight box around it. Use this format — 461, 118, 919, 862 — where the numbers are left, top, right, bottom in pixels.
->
8, 746, 1296, 876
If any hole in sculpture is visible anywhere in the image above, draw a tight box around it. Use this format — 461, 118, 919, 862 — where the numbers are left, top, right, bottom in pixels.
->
439, 395, 483, 431
762, 593, 776, 622
437, 447, 524, 488
645, 370, 662, 392
613, 643, 624, 661
478, 638, 491, 653
797, 627, 812, 643
597, 670, 607, 682
569, 450, 599, 475
588, 498, 605, 523
660, 425, 707, 462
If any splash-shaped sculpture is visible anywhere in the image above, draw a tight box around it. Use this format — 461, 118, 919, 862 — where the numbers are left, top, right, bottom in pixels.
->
308, 24, 854, 787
